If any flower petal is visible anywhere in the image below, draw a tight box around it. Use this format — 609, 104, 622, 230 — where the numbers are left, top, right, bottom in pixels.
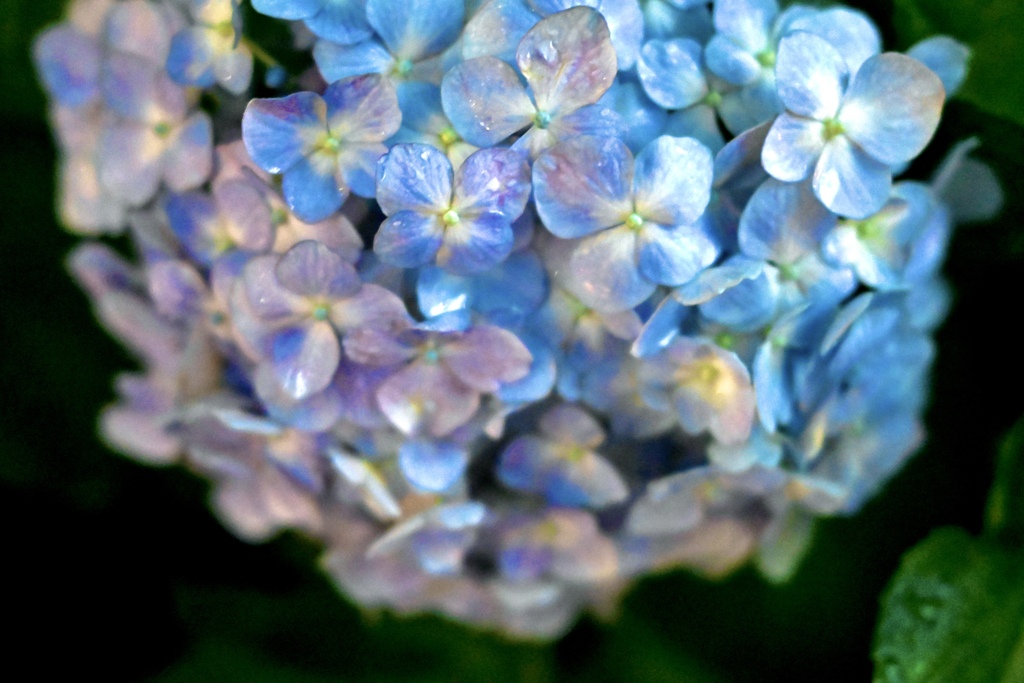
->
375, 142, 453, 215
313, 38, 395, 82
516, 6, 617, 114
282, 154, 346, 222
567, 227, 655, 312
637, 223, 718, 286
813, 136, 891, 219
533, 135, 633, 238
775, 32, 848, 120
399, 439, 468, 492
438, 212, 515, 274
377, 361, 480, 436
275, 240, 361, 298
323, 74, 402, 142
839, 53, 945, 166
440, 56, 535, 148
242, 91, 325, 174
366, 0, 464, 60
452, 147, 531, 220
633, 135, 713, 226
373, 210, 444, 267
761, 113, 825, 183
636, 39, 708, 110
270, 322, 341, 399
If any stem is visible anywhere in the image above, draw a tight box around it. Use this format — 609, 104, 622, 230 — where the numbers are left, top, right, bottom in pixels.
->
241, 35, 282, 70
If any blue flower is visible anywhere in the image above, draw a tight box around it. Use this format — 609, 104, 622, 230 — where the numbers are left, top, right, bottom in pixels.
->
314, 0, 464, 87
242, 74, 402, 222
762, 33, 945, 219
374, 143, 531, 273
534, 134, 717, 311
442, 7, 624, 157
390, 83, 479, 168
166, 0, 254, 95
499, 404, 628, 507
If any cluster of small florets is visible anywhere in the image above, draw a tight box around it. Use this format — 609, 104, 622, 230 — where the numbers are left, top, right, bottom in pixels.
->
36, 0, 1001, 636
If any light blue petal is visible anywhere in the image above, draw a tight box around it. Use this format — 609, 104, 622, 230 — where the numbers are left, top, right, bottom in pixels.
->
270, 322, 341, 399
632, 294, 687, 358
673, 254, 763, 305
716, 74, 782, 134
438, 213, 515, 274
598, 79, 667, 153
366, 0, 464, 60
700, 270, 779, 331
282, 155, 345, 222
775, 32, 848, 120
338, 142, 388, 197
399, 440, 468, 492
761, 113, 825, 182
375, 142, 453, 215
839, 53, 945, 166
704, 34, 760, 85
242, 92, 324, 174
568, 227, 655, 312
908, 36, 970, 96
164, 113, 214, 193
636, 38, 708, 110
252, 0, 321, 20
303, 0, 373, 44
497, 333, 556, 403
596, 0, 645, 70
637, 223, 717, 286
440, 56, 535, 147
738, 178, 837, 263
787, 7, 881, 74
813, 137, 891, 219
373, 210, 444, 267
516, 6, 617, 114
633, 135, 713, 226
275, 240, 360, 298
713, 0, 777, 52
453, 147, 531, 221
662, 105, 725, 154
416, 267, 470, 318
533, 135, 633, 238
753, 340, 789, 432
313, 39, 394, 82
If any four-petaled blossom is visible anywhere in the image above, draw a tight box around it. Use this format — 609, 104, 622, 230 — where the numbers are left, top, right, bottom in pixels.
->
374, 143, 531, 274
534, 134, 717, 311
762, 32, 944, 219
242, 74, 402, 222
442, 7, 625, 158
167, 0, 254, 94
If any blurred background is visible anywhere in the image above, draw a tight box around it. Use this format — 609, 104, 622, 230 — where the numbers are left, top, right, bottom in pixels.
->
3, 0, 1023, 680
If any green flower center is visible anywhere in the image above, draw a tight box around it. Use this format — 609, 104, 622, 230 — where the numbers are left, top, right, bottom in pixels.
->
438, 127, 460, 148
393, 58, 414, 77
322, 135, 341, 152
625, 212, 645, 231
534, 110, 553, 129
153, 122, 172, 138
271, 207, 288, 226
822, 117, 845, 141
442, 209, 461, 226
756, 50, 776, 67
312, 305, 330, 321
703, 90, 723, 108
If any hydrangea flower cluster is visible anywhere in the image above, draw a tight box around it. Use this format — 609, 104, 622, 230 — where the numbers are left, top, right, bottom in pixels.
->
37, 0, 1001, 637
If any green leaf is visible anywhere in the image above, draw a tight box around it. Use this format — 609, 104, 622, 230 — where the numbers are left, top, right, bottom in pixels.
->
892, 0, 1024, 127
872, 528, 1024, 683
987, 417, 1024, 547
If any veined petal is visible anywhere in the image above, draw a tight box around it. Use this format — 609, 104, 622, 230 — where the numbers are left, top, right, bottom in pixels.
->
633, 135, 713, 226
337, 141, 388, 197
437, 213, 515, 274
442, 324, 532, 392
452, 148, 531, 220
840, 53, 945, 166
282, 155, 346, 222
377, 361, 479, 436
270, 322, 341, 399
637, 223, 717, 286
373, 210, 444, 267
776, 32, 848, 120
375, 143, 453, 215
636, 39, 708, 110
330, 283, 410, 331
787, 7, 881, 74
813, 136, 891, 219
242, 92, 325, 174
567, 227, 654, 312
762, 113, 825, 183
462, 0, 537, 62
533, 135, 633, 238
738, 178, 836, 263
366, 0, 464, 61
440, 56, 535, 148
323, 74, 401, 142
516, 6, 617, 114
275, 240, 360, 298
